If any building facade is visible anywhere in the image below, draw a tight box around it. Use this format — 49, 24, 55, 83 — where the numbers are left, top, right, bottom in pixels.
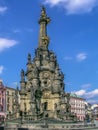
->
0, 80, 6, 119
91, 104, 98, 120
6, 87, 16, 118
70, 93, 86, 121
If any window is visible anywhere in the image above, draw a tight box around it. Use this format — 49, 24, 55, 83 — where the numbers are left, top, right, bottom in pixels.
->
7, 104, 9, 111
44, 102, 48, 110
2, 91, 3, 95
0, 82, 2, 86
0, 106, 3, 111
12, 92, 14, 96
7, 97, 10, 103
7, 91, 9, 95
1, 106, 3, 111
2, 98, 4, 104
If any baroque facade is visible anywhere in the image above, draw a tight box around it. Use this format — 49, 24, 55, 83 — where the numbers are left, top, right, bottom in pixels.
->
70, 93, 86, 121
0, 80, 19, 120
6, 86, 19, 119
92, 104, 98, 120
19, 7, 76, 121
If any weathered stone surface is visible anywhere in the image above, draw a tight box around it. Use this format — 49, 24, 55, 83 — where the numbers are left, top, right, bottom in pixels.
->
18, 6, 76, 122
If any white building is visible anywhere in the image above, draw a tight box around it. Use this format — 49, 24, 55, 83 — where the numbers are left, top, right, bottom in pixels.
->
70, 93, 86, 121
91, 104, 98, 119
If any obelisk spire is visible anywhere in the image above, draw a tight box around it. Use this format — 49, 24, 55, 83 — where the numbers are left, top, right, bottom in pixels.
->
38, 6, 51, 49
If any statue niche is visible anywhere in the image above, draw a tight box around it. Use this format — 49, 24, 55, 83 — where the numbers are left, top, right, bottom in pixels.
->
35, 89, 42, 113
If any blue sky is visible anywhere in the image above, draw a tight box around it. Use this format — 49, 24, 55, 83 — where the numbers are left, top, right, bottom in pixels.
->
0, 0, 98, 104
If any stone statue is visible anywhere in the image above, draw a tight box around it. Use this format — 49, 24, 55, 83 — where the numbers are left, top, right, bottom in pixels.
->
21, 69, 25, 81
66, 93, 71, 113
41, 6, 46, 17
28, 53, 31, 63
31, 86, 35, 102
32, 65, 38, 78
54, 65, 60, 79
60, 71, 64, 80
35, 89, 42, 113
62, 95, 67, 104
50, 52, 55, 61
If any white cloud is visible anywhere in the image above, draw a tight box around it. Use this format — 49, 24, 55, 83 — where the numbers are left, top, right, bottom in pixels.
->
86, 89, 98, 98
73, 89, 98, 99
63, 52, 87, 62
43, 0, 98, 14
0, 38, 18, 52
44, 0, 65, 5
76, 52, 87, 62
13, 28, 33, 34
0, 65, 4, 74
0, 6, 8, 14
73, 89, 86, 96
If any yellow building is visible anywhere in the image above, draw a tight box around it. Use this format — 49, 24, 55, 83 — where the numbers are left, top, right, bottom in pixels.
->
6, 87, 16, 118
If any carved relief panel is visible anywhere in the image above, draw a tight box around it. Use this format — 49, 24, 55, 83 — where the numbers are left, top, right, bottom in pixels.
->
43, 91, 51, 99
52, 80, 61, 93
39, 71, 53, 90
